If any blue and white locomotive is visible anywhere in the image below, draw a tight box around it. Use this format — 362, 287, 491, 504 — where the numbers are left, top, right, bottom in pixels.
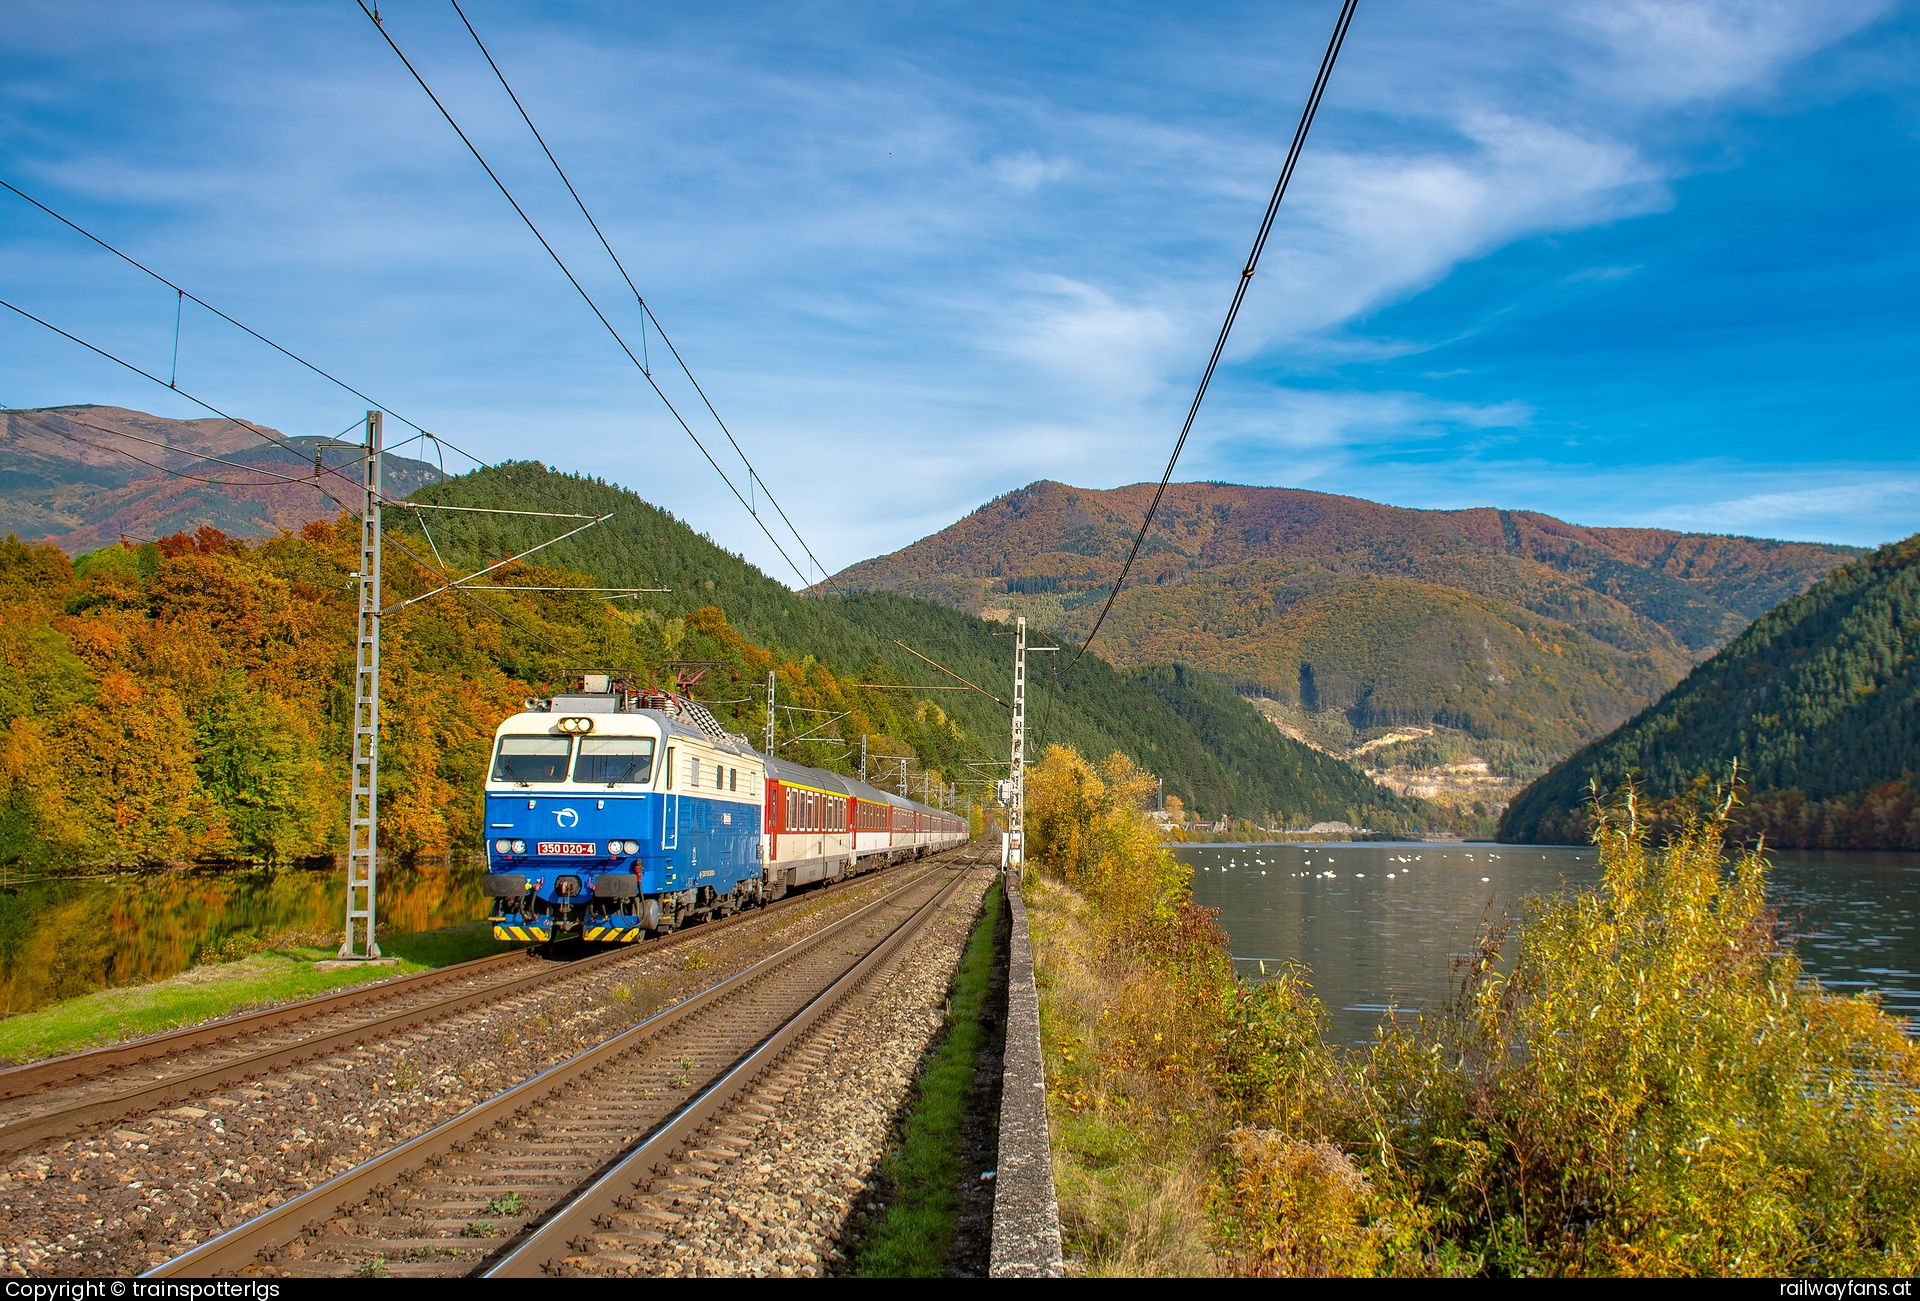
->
482, 674, 967, 943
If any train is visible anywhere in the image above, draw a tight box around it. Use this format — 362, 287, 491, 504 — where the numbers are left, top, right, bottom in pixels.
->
481, 674, 969, 943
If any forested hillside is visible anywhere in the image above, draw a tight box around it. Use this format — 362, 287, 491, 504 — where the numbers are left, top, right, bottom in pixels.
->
1500, 533, 1920, 848
403, 463, 1426, 832
826, 480, 1860, 782
0, 464, 1428, 868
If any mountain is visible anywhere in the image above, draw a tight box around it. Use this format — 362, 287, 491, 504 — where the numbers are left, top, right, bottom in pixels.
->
1, 405, 443, 552
827, 480, 1862, 786
400, 464, 1427, 831
1500, 533, 1920, 849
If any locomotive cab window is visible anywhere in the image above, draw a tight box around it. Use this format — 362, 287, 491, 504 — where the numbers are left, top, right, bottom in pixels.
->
573, 736, 655, 786
492, 736, 570, 784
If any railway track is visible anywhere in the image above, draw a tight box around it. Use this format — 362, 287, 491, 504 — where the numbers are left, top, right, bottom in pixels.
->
0, 853, 951, 1162
146, 856, 985, 1277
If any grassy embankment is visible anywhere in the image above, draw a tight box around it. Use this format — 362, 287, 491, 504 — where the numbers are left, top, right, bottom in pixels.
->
852, 879, 1005, 1277
1025, 743, 1920, 1277
0, 922, 511, 1064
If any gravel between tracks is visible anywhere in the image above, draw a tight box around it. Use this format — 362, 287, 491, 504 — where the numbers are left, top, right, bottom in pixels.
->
560, 866, 994, 1278
0, 863, 944, 1278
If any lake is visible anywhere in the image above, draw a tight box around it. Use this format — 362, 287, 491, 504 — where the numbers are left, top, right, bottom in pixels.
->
0, 859, 493, 1015
1179, 841, 1920, 1045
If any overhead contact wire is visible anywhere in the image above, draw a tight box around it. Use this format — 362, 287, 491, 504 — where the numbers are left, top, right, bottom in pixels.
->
446, 0, 837, 593
0, 297, 379, 518
355, 0, 818, 593
1, 190, 676, 623
1065, 0, 1357, 671
0, 177, 448, 473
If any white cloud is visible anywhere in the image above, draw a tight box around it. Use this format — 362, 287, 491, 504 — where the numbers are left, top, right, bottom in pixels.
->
1287, 458, 1920, 548
988, 152, 1071, 193
990, 276, 1183, 407
1568, 0, 1896, 106
1633, 479, 1920, 537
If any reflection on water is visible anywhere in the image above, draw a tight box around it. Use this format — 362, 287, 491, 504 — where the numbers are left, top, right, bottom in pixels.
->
1180, 842, 1920, 1046
0, 859, 491, 1015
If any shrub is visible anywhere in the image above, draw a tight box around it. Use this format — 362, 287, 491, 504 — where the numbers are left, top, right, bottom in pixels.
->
1027, 746, 1920, 1277
1349, 793, 1920, 1276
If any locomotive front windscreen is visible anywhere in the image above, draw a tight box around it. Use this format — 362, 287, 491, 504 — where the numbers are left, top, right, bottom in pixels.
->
574, 736, 656, 785
491, 736, 571, 783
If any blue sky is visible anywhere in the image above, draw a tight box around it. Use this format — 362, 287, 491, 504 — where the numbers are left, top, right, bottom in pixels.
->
2, 1, 1915, 583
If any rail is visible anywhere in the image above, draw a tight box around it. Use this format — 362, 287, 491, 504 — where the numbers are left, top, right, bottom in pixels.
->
145, 861, 974, 1277
0, 853, 949, 1160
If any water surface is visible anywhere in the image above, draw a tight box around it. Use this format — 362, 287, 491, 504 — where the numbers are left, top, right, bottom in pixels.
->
1179, 841, 1920, 1045
0, 859, 491, 1015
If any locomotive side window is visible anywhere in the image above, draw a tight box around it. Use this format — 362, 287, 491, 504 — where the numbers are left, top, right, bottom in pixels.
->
665, 747, 675, 789
573, 737, 656, 785
492, 736, 571, 783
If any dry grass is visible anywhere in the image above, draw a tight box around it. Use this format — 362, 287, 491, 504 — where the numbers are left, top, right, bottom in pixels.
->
1029, 877, 1221, 1276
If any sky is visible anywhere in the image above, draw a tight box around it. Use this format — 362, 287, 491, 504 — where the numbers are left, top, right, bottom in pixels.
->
2, 0, 1916, 584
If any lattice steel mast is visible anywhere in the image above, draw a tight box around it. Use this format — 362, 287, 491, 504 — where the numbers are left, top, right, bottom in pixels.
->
342, 411, 383, 959
1007, 615, 1026, 870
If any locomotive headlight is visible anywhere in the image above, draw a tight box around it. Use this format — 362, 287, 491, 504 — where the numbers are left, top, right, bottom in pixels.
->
493, 839, 511, 854
511, 839, 527, 854
624, 839, 640, 854
556, 716, 594, 734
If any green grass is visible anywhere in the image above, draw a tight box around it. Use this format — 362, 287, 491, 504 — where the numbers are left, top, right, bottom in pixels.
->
381, 920, 516, 969
853, 880, 1003, 1277
0, 920, 514, 1064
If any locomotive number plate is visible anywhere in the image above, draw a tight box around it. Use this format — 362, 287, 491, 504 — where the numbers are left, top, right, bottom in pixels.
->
537, 841, 595, 856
